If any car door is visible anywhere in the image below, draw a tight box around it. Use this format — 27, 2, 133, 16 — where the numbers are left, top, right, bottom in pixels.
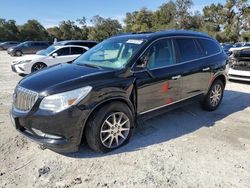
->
23, 42, 33, 54
134, 38, 182, 114
174, 37, 211, 99
45, 47, 72, 66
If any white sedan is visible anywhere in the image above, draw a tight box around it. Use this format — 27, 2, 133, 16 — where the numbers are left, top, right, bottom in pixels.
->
11, 45, 88, 74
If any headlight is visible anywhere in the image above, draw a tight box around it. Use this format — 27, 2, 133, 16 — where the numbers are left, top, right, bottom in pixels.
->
39, 86, 92, 112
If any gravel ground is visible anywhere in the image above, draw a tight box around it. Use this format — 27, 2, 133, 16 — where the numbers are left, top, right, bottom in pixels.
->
0, 51, 250, 188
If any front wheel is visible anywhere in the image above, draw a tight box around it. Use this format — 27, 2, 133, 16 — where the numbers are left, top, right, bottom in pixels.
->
15, 50, 22, 56
202, 79, 224, 111
85, 102, 135, 153
31, 62, 47, 72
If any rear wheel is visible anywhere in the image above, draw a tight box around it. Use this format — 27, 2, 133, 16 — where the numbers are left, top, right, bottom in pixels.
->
31, 62, 47, 72
202, 79, 224, 111
85, 102, 135, 153
15, 50, 22, 56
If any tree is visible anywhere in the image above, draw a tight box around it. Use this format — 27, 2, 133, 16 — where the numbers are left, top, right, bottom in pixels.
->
175, 0, 193, 29
201, 3, 224, 38
0, 19, 20, 41
76, 17, 89, 40
153, 1, 177, 30
124, 8, 154, 32
88, 15, 122, 41
47, 26, 63, 40
20, 20, 49, 41
222, 0, 249, 42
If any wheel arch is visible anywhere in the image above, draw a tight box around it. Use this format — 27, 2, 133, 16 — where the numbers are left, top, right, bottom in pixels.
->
80, 97, 135, 144
212, 74, 227, 88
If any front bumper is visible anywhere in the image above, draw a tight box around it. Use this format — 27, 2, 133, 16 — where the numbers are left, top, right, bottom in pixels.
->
7, 50, 15, 56
10, 106, 89, 153
11, 63, 29, 74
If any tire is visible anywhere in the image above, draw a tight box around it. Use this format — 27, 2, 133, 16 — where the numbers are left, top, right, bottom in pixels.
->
85, 102, 135, 153
202, 79, 224, 111
15, 50, 22, 56
31, 62, 47, 72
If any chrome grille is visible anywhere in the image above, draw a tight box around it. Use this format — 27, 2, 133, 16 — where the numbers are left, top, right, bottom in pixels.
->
13, 86, 38, 111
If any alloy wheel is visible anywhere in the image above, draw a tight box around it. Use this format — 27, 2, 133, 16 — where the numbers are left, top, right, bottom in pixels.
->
33, 63, 46, 71
100, 112, 130, 149
210, 84, 222, 107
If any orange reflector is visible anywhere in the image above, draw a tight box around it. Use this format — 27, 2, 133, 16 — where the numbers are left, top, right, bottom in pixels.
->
68, 98, 77, 105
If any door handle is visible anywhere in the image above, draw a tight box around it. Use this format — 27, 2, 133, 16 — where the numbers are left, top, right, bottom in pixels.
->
202, 67, 210, 71
171, 75, 181, 80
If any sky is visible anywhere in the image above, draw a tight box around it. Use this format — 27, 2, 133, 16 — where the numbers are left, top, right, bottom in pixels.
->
0, 0, 226, 28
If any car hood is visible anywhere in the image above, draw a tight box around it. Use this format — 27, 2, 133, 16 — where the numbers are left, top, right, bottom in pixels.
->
12, 54, 45, 63
19, 63, 115, 95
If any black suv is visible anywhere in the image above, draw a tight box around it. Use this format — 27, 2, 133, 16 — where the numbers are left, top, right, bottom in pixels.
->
10, 30, 228, 153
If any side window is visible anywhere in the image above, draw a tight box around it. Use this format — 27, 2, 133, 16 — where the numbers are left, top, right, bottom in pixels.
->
40, 43, 48, 46
175, 38, 203, 62
56, 47, 70, 56
31, 42, 39, 46
70, 47, 86, 55
198, 39, 221, 56
23, 43, 30, 47
146, 39, 176, 69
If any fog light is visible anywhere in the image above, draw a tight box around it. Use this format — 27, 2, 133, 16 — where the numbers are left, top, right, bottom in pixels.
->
32, 128, 62, 139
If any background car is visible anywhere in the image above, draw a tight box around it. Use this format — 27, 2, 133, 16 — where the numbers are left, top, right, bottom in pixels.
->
7, 41, 50, 56
0, 41, 20, 50
54, 40, 98, 48
221, 43, 234, 56
11, 45, 88, 74
228, 47, 250, 82
36, 40, 97, 55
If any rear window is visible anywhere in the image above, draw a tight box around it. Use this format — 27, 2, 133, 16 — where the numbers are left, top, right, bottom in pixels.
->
198, 39, 221, 56
175, 38, 203, 62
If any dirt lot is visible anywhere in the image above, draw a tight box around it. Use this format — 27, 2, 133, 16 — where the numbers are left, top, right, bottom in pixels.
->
0, 51, 250, 188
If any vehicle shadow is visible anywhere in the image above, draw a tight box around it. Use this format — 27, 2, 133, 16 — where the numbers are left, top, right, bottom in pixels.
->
64, 89, 250, 158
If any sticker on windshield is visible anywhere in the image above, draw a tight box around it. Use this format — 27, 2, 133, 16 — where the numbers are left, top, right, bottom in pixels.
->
126, 39, 144, 44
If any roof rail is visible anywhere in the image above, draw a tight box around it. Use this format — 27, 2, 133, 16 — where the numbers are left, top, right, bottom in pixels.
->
111, 31, 154, 37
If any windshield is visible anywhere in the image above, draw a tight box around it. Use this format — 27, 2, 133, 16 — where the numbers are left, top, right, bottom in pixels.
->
36, 46, 57, 56
16, 42, 28, 47
74, 38, 146, 69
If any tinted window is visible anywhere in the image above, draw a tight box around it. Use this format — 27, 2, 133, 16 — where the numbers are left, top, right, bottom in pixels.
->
198, 39, 221, 56
87, 42, 97, 48
70, 47, 86, 55
40, 43, 48, 46
175, 38, 203, 62
31, 42, 40, 46
56, 47, 70, 56
146, 39, 176, 69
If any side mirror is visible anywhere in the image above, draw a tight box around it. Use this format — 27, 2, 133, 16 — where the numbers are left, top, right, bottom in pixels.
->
136, 56, 149, 69
52, 53, 58, 58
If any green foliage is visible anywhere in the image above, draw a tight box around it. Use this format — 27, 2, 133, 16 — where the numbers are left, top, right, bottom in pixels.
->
0, 19, 20, 41
19, 20, 49, 41
88, 15, 122, 41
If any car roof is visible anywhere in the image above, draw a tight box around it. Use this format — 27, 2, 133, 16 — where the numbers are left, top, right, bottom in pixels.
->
53, 45, 88, 49
111, 30, 212, 41
57, 40, 97, 44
